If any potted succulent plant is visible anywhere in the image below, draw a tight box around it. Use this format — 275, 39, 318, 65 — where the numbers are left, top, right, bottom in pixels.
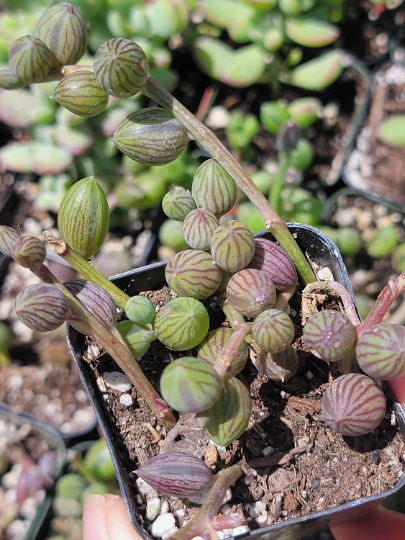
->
1, 4, 405, 540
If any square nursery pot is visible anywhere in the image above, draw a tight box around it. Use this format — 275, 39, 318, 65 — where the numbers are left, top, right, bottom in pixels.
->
0, 405, 67, 540
67, 223, 405, 540
341, 52, 405, 211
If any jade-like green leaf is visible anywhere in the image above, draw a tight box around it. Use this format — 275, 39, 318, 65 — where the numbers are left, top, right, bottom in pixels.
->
377, 115, 405, 147
33, 144, 73, 175
285, 17, 340, 47
145, 0, 189, 39
0, 142, 36, 173
55, 125, 93, 156
193, 37, 233, 81
0, 89, 52, 128
224, 44, 266, 87
283, 49, 344, 90
202, 0, 254, 29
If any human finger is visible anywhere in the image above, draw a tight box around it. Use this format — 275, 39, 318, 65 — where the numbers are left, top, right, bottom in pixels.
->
330, 505, 405, 540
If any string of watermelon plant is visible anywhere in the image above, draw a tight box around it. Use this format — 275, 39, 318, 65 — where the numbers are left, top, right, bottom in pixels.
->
1, 4, 405, 539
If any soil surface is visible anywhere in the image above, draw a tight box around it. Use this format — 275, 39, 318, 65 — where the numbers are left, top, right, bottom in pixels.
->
82, 284, 405, 535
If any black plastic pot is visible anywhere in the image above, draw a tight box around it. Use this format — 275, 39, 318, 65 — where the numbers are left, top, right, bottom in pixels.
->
67, 224, 405, 540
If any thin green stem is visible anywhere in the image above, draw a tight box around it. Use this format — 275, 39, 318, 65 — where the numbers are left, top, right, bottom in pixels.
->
269, 150, 289, 215
43, 231, 130, 311
31, 264, 176, 429
141, 77, 316, 286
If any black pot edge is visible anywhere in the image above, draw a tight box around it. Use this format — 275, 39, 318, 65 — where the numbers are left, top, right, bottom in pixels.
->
0, 405, 67, 540
340, 57, 405, 213
66, 223, 405, 540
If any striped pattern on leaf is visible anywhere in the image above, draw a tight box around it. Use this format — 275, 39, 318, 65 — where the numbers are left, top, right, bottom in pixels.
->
192, 158, 237, 218
155, 297, 209, 351
53, 71, 109, 118
210, 220, 255, 273
182, 208, 219, 250
12, 235, 46, 269
112, 109, 189, 166
322, 373, 386, 436
58, 176, 109, 260
248, 238, 297, 291
135, 452, 212, 498
226, 268, 276, 318
162, 187, 196, 221
9, 36, 52, 84
357, 324, 405, 381
94, 38, 148, 98
64, 280, 117, 331
196, 377, 251, 446
160, 356, 222, 413
165, 250, 222, 299
0, 69, 25, 90
35, 3, 88, 67
0, 226, 19, 257
16, 283, 69, 332
117, 320, 155, 358
253, 308, 294, 353
197, 327, 248, 376
266, 346, 298, 382
303, 310, 355, 363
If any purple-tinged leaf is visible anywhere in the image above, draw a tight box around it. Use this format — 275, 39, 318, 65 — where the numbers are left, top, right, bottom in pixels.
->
0, 226, 19, 257
322, 373, 386, 437
182, 208, 219, 251
16, 283, 69, 332
197, 327, 248, 376
12, 235, 46, 269
252, 309, 294, 353
192, 159, 237, 218
210, 220, 255, 273
265, 345, 298, 383
226, 268, 276, 318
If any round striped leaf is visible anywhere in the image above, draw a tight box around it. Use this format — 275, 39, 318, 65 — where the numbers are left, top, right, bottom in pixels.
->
322, 373, 386, 437
12, 235, 46, 269
16, 283, 69, 332
197, 327, 248, 376
117, 320, 156, 358
9, 35, 52, 85
125, 296, 155, 325
64, 280, 117, 331
112, 108, 189, 166
226, 268, 276, 318
192, 159, 237, 218
195, 377, 251, 446
165, 250, 222, 300
35, 3, 88, 67
182, 208, 219, 251
252, 309, 294, 353
357, 324, 405, 381
160, 356, 222, 413
94, 38, 149, 98
0, 69, 25, 90
162, 187, 196, 221
58, 176, 109, 260
248, 238, 297, 291
303, 310, 355, 363
265, 346, 298, 382
155, 297, 209, 351
0, 227, 19, 257
210, 220, 255, 273
52, 71, 109, 118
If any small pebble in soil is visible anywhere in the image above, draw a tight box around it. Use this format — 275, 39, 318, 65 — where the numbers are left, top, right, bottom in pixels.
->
150, 513, 177, 538
104, 371, 132, 392
120, 393, 133, 406
263, 446, 275, 456
146, 498, 161, 521
136, 478, 158, 498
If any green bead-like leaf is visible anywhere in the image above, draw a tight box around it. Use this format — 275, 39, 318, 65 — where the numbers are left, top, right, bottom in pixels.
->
125, 296, 156, 325
303, 310, 356, 363
58, 176, 109, 260
196, 377, 251, 446
192, 159, 237, 218
16, 283, 69, 332
9, 35, 52, 84
260, 101, 291, 135
210, 220, 255, 273
182, 208, 219, 251
357, 324, 405, 381
35, 3, 88, 68
165, 250, 222, 300
226, 269, 276, 318
114, 172, 167, 211
117, 320, 156, 358
287, 97, 322, 129
197, 327, 248, 376
12, 235, 46, 269
162, 187, 196, 221
265, 346, 298, 382
378, 115, 405, 147
252, 309, 294, 353
94, 38, 149, 98
155, 297, 209, 351
53, 71, 109, 118
283, 50, 344, 91
285, 18, 340, 47
322, 373, 386, 437
365, 224, 398, 259
160, 356, 222, 413
113, 108, 189, 166
0, 69, 25, 90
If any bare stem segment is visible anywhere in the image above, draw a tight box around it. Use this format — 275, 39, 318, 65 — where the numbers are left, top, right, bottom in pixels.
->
142, 77, 316, 286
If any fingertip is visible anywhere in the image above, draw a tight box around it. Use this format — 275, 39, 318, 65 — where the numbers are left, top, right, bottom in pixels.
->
83, 494, 109, 540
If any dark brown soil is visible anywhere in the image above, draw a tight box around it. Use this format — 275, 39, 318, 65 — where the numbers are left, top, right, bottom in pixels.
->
82, 285, 405, 533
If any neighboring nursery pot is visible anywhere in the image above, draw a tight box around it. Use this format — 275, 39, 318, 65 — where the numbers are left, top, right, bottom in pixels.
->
342, 53, 405, 211
67, 223, 405, 540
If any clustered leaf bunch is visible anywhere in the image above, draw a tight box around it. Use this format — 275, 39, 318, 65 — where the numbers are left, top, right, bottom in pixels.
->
1, 4, 405, 539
